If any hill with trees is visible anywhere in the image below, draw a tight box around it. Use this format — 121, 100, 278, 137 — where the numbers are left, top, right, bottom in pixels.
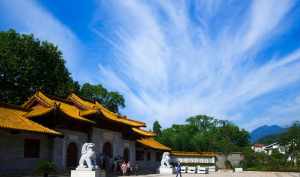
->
154, 115, 250, 154
244, 121, 300, 171
250, 125, 286, 143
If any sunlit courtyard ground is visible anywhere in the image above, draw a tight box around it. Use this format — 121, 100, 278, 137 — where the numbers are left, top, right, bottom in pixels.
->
6, 171, 298, 177
119, 171, 300, 177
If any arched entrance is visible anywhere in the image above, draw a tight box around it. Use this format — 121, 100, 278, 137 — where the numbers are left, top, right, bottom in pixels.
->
66, 142, 78, 168
103, 142, 113, 158
123, 148, 130, 162
102, 142, 113, 171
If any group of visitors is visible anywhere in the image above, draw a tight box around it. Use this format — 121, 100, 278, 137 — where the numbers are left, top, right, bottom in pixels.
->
120, 161, 131, 175
97, 154, 138, 175
119, 161, 138, 175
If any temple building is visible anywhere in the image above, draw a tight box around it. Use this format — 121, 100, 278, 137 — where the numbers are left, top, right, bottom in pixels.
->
0, 91, 170, 174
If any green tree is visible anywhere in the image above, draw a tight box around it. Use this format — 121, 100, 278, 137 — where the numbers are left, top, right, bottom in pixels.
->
157, 115, 250, 152
79, 83, 125, 113
153, 120, 162, 136
186, 115, 215, 132
0, 29, 79, 104
280, 121, 300, 166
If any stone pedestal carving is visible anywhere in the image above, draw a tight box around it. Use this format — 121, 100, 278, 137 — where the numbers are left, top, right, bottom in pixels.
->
71, 169, 104, 177
234, 168, 243, 172
159, 167, 173, 174
159, 152, 173, 174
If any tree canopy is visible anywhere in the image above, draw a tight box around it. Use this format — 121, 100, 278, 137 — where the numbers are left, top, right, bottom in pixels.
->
0, 29, 125, 113
0, 29, 79, 104
156, 115, 250, 153
79, 83, 125, 113
279, 121, 300, 165
152, 120, 162, 136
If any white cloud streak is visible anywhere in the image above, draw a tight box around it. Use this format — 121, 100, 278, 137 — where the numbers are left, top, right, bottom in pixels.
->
0, 0, 87, 80
245, 95, 300, 130
2, 0, 298, 130
94, 0, 300, 129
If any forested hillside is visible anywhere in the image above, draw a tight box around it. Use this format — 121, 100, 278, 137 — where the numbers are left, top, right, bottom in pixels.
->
250, 125, 286, 143
154, 115, 250, 154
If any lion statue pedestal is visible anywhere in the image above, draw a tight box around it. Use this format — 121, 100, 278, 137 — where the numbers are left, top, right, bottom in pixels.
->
71, 143, 105, 177
159, 152, 174, 174
71, 168, 103, 177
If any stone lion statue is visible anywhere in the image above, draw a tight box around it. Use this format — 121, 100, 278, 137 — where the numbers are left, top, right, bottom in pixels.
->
77, 143, 99, 170
161, 152, 171, 168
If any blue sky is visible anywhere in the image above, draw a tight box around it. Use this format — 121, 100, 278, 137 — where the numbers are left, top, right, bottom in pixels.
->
1, 0, 300, 131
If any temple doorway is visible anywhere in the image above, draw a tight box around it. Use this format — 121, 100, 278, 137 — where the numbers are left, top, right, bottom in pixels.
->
123, 148, 130, 162
66, 142, 78, 168
103, 142, 113, 158
102, 142, 113, 171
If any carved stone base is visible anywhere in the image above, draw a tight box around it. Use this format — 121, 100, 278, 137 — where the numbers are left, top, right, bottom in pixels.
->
234, 168, 243, 172
71, 169, 105, 177
159, 167, 173, 174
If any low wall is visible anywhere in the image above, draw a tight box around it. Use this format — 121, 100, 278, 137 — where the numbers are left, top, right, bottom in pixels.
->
170, 152, 244, 169
216, 153, 244, 169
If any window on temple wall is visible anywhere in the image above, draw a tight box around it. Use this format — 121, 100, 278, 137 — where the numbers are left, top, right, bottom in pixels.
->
24, 139, 40, 158
147, 151, 151, 161
136, 150, 144, 161
156, 152, 162, 162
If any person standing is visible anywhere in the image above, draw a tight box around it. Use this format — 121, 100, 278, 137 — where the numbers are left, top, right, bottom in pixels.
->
126, 161, 131, 175
175, 162, 182, 177
133, 163, 138, 175
121, 161, 127, 176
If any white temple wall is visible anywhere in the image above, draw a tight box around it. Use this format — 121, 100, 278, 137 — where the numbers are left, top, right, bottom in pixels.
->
136, 148, 161, 172
129, 141, 136, 164
0, 130, 51, 173
91, 128, 136, 161
0, 127, 139, 174
53, 129, 88, 170
92, 128, 122, 157
91, 128, 102, 153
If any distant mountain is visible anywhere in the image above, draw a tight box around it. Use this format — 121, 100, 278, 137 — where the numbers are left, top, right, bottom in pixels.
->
250, 125, 286, 143
255, 133, 282, 145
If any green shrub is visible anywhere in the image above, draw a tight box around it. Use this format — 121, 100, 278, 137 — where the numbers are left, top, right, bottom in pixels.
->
225, 160, 232, 169
35, 160, 56, 177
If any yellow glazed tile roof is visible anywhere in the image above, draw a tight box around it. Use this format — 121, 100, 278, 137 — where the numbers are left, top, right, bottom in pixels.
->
68, 93, 97, 109
132, 127, 156, 137
23, 91, 54, 109
0, 105, 62, 135
99, 106, 145, 127
137, 138, 171, 151
23, 91, 95, 124
25, 105, 53, 118
57, 101, 95, 124
171, 151, 217, 157
67, 93, 146, 127
79, 109, 98, 117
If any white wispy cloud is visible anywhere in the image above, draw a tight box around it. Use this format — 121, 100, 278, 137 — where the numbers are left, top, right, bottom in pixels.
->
0, 0, 88, 81
94, 0, 300, 129
245, 95, 300, 130
2, 0, 298, 130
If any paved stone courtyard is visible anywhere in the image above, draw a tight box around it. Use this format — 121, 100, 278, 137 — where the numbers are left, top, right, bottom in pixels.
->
7, 171, 299, 177
120, 171, 300, 177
